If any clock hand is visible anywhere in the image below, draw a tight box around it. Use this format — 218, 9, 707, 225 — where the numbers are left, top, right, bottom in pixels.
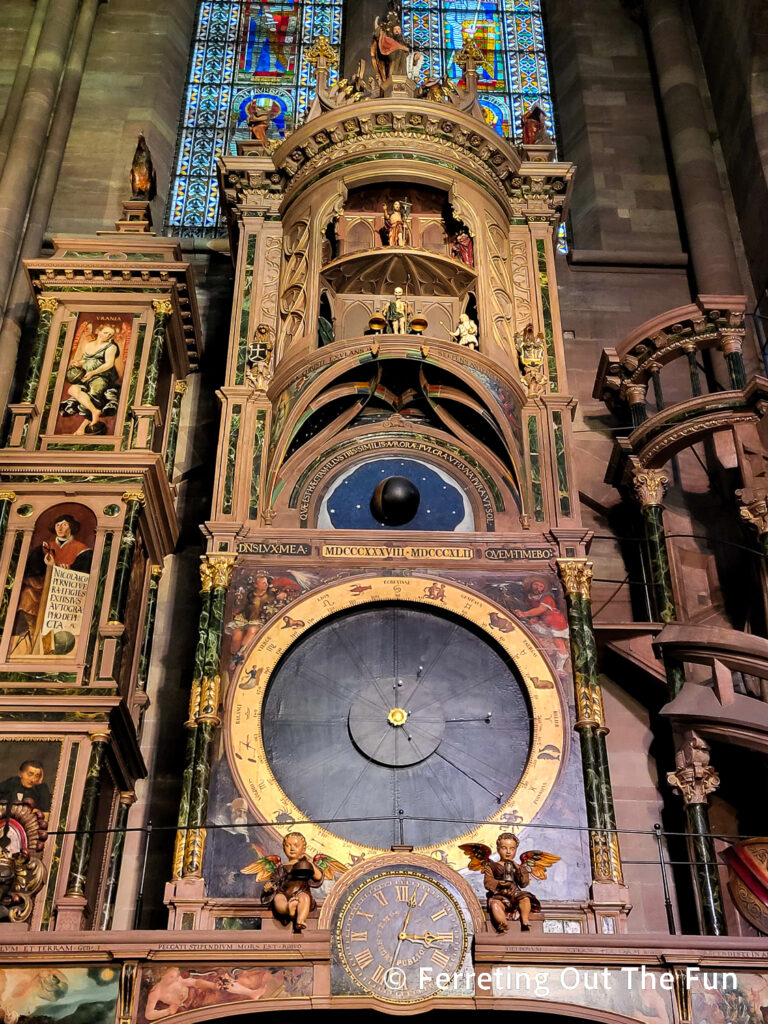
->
391, 894, 417, 966
398, 930, 451, 947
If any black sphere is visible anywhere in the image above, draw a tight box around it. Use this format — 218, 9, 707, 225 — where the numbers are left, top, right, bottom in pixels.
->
370, 476, 420, 526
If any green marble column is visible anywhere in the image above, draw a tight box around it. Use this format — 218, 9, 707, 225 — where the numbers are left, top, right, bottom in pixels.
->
183, 556, 235, 878
22, 296, 58, 404
136, 565, 163, 693
667, 733, 726, 936
683, 346, 702, 398
98, 791, 135, 930
721, 334, 747, 390
172, 561, 212, 879
65, 732, 110, 898
0, 492, 16, 550
164, 380, 188, 478
143, 300, 172, 408
107, 492, 145, 625
557, 559, 624, 885
631, 469, 685, 696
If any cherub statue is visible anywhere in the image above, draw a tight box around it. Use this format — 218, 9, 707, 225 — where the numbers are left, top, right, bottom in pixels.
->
242, 831, 346, 932
385, 286, 411, 334
446, 312, 478, 349
382, 199, 411, 247
460, 833, 559, 932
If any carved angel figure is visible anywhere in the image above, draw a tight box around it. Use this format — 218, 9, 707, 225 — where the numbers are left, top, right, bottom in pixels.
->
242, 831, 346, 931
460, 833, 559, 932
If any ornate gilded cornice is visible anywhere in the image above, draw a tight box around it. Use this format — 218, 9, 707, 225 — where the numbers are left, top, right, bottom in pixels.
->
667, 733, 720, 806
631, 468, 668, 508
556, 558, 593, 599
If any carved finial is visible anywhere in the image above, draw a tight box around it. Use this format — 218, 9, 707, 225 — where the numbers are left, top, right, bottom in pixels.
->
454, 36, 487, 72
667, 733, 720, 805
305, 35, 339, 68
631, 468, 669, 508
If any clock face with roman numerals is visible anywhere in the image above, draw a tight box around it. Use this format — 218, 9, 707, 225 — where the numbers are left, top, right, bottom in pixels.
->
335, 870, 468, 1003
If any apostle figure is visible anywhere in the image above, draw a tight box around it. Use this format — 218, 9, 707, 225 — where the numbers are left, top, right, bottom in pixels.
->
382, 199, 411, 246
451, 230, 474, 266
371, 1, 411, 86
521, 105, 552, 145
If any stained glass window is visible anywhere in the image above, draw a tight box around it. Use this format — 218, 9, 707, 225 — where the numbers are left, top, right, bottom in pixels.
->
402, 0, 554, 142
167, 0, 342, 236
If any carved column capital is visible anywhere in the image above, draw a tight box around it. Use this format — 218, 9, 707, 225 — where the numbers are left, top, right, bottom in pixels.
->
667, 732, 720, 805
121, 490, 146, 506
206, 555, 236, 590
174, 380, 188, 395
621, 382, 647, 405
631, 467, 669, 508
151, 299, 173, 316
199, 560, 215, 593
556, 558, 593, 599
739, 497, 768, 536
0, 491, 16, 503
150, 564, 164, 580
37, 296, 58, 313
118, 791, 137, 807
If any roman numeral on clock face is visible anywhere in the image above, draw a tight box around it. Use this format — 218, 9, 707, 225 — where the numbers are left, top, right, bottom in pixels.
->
431, 950, 451, 969
371, 965, 387, 984
396, 885, 411, 901
372, 891, 388, 907
434, 932, 454, 942
355, 948, 374, 969
350, 931, 367, 941
431, 908, 447, 921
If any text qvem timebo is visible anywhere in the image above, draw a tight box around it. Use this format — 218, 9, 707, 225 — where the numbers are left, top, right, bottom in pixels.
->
384, 965, 737, 995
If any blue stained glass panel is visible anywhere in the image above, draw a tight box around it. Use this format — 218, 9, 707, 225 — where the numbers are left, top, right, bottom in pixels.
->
167, 0, 342, 236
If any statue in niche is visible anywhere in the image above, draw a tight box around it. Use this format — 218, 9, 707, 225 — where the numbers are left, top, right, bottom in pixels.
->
445, 312, 478, 349
243, 832, 346, 932
245, 97, 282, 148
382, 199, 411, 247
371, 1, 412, 86
450, 229, 474, 266
515, 323, 547, 395
384, 287, 412, 334
130, 132, 156, 201
521, 105, 552, 146
460, 834, 559, 933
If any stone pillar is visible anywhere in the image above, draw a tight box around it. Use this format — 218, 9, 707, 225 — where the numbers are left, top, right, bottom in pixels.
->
172, 561, 213, 880
0, 0, 81, 314
643, 0, 741, 296
164, 380, 188, 478
667, 731, 726, 935
107, 492, 145, 626
136, 565, 164, 693
0, 0, 52, 173
65, 732, 111, 899
557, 559, 624, 887
0, 491, 16, 550
98, 790, 136, 930
631, 468, 685, 695
0, 0, 102, 418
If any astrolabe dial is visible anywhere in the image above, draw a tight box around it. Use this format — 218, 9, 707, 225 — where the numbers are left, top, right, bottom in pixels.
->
336, 870, 468, 1003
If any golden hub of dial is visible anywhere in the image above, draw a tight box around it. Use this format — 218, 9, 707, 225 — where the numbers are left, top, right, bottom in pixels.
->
387, 707, 408, 727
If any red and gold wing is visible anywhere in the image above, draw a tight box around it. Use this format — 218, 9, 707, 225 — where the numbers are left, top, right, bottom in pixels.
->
241, 853, 280, 880
313, 853, 347, 880
520, 850, 560, 880
458, 843, 493, 872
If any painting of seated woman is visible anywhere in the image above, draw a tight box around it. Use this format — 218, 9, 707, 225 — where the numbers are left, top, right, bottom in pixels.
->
56, 312, 133, 435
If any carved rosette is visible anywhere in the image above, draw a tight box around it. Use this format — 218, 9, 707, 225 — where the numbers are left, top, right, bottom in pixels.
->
631, 468, 669, 508
667, 733, 720, 805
